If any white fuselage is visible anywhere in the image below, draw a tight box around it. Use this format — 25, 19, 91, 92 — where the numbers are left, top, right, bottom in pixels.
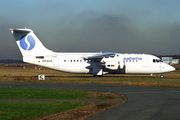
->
24, 52, 175, 75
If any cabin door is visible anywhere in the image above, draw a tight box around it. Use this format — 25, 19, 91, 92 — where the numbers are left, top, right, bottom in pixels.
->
53, 57, 59, 67
143, 58, 148, 68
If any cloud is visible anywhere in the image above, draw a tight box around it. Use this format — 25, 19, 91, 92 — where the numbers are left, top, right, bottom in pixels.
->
45, 12, 138, 53
1, 8, 180, 59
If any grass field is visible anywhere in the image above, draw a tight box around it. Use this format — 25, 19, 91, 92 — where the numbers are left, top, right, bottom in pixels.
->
0, 87, 91, 99
0, 87, 91, 120
0, 101, 88, 120
0, 65, 180, 87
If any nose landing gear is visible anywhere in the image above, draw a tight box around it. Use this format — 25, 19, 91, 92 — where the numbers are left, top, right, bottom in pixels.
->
160, 74, 164, 78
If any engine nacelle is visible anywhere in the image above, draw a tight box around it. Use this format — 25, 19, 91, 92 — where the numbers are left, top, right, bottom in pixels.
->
105, 61, 119, 70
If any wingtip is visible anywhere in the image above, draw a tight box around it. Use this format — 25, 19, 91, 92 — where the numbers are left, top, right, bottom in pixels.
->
8, 28, 13, 31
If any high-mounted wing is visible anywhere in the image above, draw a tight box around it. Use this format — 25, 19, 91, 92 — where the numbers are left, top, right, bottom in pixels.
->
83, 52, 116, 60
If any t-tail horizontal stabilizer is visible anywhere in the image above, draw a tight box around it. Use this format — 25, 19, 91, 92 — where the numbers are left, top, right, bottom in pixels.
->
9, 28, 53, 57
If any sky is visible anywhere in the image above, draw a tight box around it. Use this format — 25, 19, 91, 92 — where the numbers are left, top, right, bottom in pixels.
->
0, 0, 180, 60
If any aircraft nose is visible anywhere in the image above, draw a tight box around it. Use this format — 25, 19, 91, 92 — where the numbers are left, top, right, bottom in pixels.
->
162, 64, 176, 73
169, 66, 175, 72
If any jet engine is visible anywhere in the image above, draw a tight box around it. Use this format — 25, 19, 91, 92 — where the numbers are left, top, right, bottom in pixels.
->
102, 61, 119, 70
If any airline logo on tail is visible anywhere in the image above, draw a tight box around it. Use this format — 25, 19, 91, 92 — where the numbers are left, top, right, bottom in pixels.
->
20, 35, 35, 51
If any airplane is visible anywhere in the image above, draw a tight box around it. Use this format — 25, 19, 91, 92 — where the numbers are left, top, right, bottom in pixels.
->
9, 28, 175, 78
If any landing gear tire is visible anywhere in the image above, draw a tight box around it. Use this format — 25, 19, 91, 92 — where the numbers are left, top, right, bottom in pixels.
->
160, 74, 164, 78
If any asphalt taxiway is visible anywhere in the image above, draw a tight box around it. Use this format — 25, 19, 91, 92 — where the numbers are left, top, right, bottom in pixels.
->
0, 83, 180, 120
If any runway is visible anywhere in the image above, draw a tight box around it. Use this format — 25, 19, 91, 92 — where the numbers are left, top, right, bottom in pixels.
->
0, 83, 180, 120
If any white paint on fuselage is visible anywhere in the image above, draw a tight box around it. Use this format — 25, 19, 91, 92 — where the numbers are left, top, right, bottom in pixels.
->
25, 52, 175, 75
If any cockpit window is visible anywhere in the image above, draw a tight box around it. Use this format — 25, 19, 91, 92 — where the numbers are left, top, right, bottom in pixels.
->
153, 59, 163, 63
